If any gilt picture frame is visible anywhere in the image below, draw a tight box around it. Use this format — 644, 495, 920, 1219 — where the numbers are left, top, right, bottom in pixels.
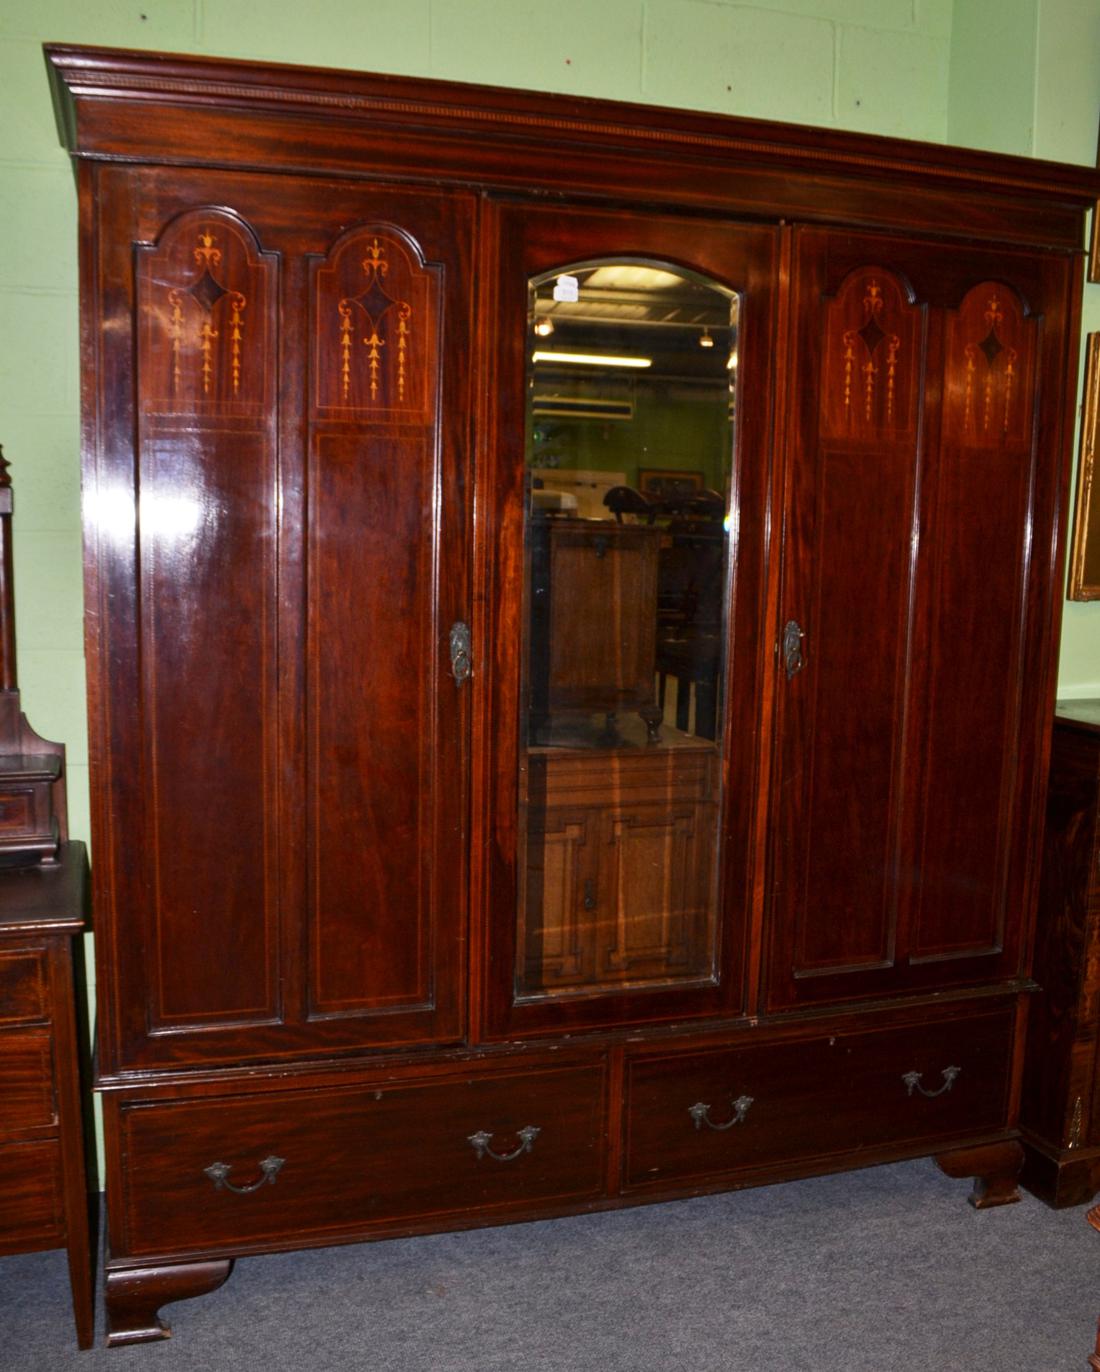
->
1068, 331, 1100, 599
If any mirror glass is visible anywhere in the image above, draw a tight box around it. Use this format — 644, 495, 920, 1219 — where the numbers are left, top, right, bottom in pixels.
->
516, 260, 740, 1000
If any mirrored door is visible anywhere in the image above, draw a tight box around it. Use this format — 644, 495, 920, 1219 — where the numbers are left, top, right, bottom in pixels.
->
482, 205, 778, 1039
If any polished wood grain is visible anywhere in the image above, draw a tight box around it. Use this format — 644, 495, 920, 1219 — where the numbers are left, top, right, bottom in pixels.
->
113, 1060, 606, 1258
1022, 707, 1100, 1206
767, 231, 1069, 1011
0, 844, 95, 1349
44, 43, 1100, 1342
104, 1259, 234, 1347
624, 1006, 1015, 1191
935, 1138, 1024, 1209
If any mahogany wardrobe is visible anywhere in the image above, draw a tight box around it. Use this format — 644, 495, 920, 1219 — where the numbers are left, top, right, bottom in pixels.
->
46, 42, 1100, 1344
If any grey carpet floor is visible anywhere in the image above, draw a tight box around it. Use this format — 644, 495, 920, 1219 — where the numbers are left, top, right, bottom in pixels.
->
2, 1157, 1098, 1371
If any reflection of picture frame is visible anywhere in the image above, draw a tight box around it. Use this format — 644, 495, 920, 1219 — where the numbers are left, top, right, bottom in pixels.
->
1069, 332, 1100, 599
639, 469, 704, 498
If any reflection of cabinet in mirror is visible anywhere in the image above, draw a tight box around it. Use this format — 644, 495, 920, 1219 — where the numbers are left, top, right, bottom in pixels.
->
528, 517, 662, 743
520, 727, 719, 995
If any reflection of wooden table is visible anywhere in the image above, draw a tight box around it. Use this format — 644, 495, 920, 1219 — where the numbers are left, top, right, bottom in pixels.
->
656, 632, 720, 740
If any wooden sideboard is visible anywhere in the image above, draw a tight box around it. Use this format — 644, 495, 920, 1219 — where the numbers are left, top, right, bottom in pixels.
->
0, 841, 94, 1349
44, 42, 1100, 1344
1022, 703, 1100, 1207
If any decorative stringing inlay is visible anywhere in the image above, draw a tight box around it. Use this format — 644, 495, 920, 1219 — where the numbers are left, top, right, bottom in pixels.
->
842, 280, 902, 425
963, 294, 1017, 435
171, 230, 247, 397
822, 268, 919, 442
945, 282, 1033, 449
338, 238, 412, 404
138, 208, 271, 416
314, 225, 435, 416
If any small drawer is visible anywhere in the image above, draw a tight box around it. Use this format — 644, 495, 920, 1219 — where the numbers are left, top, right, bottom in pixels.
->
624, 1007, 1014, 1191
0, 949, 48, 1026
117, 1059, 607, 1258
0, 1031, 56, 1138
0, 1140, 63, 1250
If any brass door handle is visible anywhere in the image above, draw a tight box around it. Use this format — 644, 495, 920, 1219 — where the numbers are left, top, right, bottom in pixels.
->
782, 619, 805, 679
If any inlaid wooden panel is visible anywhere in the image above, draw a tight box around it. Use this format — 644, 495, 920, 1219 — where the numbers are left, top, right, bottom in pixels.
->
776, 257, 927, 986
115, 1061, 607, 1258
0, 949, 47, 1026
137, 208, 275, 417
0, 1032, 56, 1137
137, 427, 280, 1031
911, 282, 1038, 962
0, 1140, 64, 1249
314, 226, 433, 416
820, 268, 921, 443
305, 212, 468, 1042
135, 203, 281, 1035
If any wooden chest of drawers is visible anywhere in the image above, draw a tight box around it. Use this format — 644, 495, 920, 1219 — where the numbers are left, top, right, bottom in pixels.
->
1022, 704, 1100, 1206
0, 842, 95, 1348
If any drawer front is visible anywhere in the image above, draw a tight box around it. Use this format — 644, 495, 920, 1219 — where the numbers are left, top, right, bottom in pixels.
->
0, 949, 48, 1026
0, 1031, 56, 1138
0, 1140, 63, 1249
117, 1061, 607, 1258
624, 1008, 1014, 1190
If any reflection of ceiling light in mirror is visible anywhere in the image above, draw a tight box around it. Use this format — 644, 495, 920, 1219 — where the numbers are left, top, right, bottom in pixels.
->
533, 317, 555, 337
727, 350, 738, 370
584, 265, 685, 291
699, 327, 714, 348
532, 350, 652, 368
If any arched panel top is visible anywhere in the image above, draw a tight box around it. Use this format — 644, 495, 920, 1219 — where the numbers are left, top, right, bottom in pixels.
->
943, 281, 1037, 449
313, 223, 440, 418
137, 206, 276, 418
819, 267, 924, 444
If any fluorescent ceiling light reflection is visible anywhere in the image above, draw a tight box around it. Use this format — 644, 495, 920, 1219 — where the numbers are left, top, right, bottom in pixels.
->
532, 350, 651, 369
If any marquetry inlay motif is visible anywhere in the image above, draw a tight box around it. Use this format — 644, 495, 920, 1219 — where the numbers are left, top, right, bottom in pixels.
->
821, 268, 920, 442
314, 225, 435, 416
944, 282, 1035, 448
138, 208, 272, 416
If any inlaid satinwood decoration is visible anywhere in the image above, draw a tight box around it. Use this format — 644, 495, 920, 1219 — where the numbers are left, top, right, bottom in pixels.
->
820, 268, 922, 441
944, 282, 1035, 448
138, 208, 273, 415
314, 225, 435, 415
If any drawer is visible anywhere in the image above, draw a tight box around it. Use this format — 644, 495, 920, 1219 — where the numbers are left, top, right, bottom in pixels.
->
0, 948, 48, 1026
0, 1031, 56, 1138
624, 1008, 1014, 1191
0, 1140, 63, 1250
117, 1060, 607, 1258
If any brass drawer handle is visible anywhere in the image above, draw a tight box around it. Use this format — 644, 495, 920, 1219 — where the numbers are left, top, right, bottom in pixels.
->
468, 1124, 540, 1162
203, 1155, 285, 1195
689, 1094, 754, 1131
902, 1066, 961, 1099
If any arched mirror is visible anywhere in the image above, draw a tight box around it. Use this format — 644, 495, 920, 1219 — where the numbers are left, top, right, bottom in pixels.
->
516, 259, 740, 1000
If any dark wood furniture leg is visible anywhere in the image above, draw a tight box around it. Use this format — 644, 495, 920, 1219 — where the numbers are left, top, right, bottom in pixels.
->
1087, 1206, 1100, 1370
935, 1139, 1024, 1208
104, 1259, 235, 1345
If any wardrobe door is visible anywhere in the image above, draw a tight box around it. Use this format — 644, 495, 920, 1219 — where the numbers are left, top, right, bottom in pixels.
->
479, 202, 778, 1039
767, 228, 1073, 1010
88, 165, 473, 1071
